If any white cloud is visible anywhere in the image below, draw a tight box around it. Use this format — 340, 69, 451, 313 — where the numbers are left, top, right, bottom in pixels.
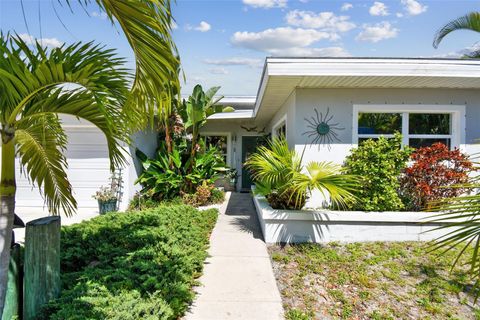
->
431, 43, 480, 58
268, 46, 351, 57
356, 22, 398, 42
341, 3, 353, 11
396, 12, 404, 18
401, 0, 427, 16
171, 21, 178, 30
209, 67, 229, 75
242, 0, 287, 9
369, 2, 389, 16
91, 11, 107, 20
18, 33, 63, 48
231, 27, 334, 52
285, 10, 356, 34
203, 57, 263, 68
195, 21, 211, 32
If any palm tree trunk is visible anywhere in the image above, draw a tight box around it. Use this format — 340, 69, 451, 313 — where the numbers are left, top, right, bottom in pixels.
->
0, 134, 16, 315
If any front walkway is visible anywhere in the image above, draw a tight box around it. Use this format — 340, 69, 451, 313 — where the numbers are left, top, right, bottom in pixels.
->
186, 192, 284, 320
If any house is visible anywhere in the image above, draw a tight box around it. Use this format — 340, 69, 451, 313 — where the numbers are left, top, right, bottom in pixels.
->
15, 57, 480, 215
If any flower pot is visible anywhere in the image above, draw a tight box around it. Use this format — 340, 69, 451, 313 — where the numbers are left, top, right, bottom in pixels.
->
98, 199, 117, 214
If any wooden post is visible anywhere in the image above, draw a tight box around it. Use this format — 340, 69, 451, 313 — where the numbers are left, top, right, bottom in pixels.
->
2, 244, 22, 320
23, 216, 61, 320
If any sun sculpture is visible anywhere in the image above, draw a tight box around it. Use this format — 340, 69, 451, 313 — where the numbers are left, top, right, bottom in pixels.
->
303, 107, 344, 150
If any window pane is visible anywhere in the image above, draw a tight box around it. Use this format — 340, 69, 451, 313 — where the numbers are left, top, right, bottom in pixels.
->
205, 136, 228, 155
408, 138, 451, 149
276, 123, 286, 137
409, 113, 450, 134
358, 113, 401, 134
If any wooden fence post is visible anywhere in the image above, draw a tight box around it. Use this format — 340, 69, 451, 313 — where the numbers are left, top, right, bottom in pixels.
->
2, 244, 22, 320
23, 216, 61, 320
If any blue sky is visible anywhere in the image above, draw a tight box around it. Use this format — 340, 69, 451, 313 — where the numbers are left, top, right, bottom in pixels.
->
0, 0, 479, 95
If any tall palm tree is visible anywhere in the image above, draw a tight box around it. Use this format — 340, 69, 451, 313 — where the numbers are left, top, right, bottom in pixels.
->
433, 12, 480, 58
0, 35, 130, 314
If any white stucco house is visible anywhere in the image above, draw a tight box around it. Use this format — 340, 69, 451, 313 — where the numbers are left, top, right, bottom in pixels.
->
14, 57, 480, 217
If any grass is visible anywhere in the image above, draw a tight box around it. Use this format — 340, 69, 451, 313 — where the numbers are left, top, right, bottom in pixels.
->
269, 242, 480, 320
39, 204, 218, 320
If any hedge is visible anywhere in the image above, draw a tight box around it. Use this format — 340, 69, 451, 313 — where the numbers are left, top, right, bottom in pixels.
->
39, 205, 218, 320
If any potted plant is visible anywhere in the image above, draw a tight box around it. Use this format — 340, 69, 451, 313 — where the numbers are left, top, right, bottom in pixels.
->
93, 173, 123, 214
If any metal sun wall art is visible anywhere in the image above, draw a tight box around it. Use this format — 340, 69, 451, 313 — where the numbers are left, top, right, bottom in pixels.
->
303, 107, 344, 150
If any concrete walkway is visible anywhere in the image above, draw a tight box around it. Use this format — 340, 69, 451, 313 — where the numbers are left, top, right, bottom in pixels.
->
186, 192, 284, 320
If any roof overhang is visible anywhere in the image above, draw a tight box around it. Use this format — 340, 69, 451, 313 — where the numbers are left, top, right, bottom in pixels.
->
254, 57, 480, 122
207, 109, 254, 120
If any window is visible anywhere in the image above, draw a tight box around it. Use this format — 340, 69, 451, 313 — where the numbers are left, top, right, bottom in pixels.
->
353, 105, 465, 149
273, 115, 287, 139
203, 134, 230, 164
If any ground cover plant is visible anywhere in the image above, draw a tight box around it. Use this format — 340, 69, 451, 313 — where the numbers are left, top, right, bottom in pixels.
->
39, 204, 218, 320
270, 242, 480, 320
344, 134, 412, 211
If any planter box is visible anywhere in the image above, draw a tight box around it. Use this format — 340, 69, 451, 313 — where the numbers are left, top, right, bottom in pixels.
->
252, 195, 463, 243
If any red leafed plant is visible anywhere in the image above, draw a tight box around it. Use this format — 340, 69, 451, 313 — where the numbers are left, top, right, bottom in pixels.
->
400, 143, 474, 211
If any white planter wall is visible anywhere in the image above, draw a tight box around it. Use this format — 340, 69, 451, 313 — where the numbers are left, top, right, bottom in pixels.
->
253, 195, 460, 243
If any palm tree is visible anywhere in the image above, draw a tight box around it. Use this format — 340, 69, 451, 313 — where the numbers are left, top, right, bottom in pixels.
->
433, 12, 480, 58
245, 138, 359, 210
0, 35, 130, 313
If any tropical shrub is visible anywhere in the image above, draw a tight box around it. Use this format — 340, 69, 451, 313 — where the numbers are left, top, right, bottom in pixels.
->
182, 184, 225, 207
343, 134, 412, 211
136, 142, 226, 200
245, 138, 359, 210
39, 204, 218, 319
399, 143, 473, 211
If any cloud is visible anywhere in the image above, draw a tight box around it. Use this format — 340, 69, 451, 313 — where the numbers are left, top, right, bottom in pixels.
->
209, 67, 229, 75
401, 0, 427, 15
396, 12, 404, 18
171, 21, 178, 30
203, 57, 263, 68
91, 11, 107, 20
268, 46, 351, 57
356, 22, 398, 42
18, 33, 63, 48
431, 43, 480, 58
186, 21, 211, 32
285, 10, 356, 34
231, 27, 334, 52
369, 2, 389, 16
242, 0, 287, 9
340, 3, 353, 11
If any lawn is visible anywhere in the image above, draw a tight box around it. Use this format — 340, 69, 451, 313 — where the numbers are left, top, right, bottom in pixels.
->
38, 204, 218, 320
269, 242, 480, 320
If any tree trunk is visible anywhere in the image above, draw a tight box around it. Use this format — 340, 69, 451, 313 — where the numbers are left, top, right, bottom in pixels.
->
0, 136, 16, 315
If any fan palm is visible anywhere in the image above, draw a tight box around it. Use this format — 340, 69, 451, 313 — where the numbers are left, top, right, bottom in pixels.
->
245, 138, 359, 210
433, 12, 480, 58
0, 35, 130, 313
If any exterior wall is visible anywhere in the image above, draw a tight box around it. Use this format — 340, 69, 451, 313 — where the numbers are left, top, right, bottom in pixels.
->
293, 88, 480, 165
267, 91, 296, 147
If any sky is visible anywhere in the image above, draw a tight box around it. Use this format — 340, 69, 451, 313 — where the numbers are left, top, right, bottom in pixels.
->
0, 0, 479, 96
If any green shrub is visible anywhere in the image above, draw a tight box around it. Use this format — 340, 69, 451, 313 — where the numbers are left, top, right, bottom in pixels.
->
209, 188, 225, 204
182, 185, 225, 207
344, 134, 412, 211
39, 205, 218, 319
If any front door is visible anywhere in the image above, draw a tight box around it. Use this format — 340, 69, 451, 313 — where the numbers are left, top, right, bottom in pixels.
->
241, 136, 262, 190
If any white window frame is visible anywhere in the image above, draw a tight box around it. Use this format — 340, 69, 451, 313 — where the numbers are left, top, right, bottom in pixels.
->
352, 104, 466, 149
200, 132, 232, 166
272, 114, 287, 139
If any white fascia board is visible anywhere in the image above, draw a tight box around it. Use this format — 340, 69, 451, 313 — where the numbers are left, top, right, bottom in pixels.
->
207, 110, 254, 120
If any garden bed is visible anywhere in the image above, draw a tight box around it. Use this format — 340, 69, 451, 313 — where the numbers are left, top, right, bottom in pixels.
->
269, 242, 480, 319
38, 204, 218, 320
253, 195, 460, 243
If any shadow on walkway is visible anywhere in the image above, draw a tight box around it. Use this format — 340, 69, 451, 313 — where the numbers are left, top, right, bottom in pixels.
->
225, 192, 263, 240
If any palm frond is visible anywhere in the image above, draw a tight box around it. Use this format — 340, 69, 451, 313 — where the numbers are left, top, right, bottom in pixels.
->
433, 12, 480, 48
72, 0, 181, 127
15, 115, 77, 216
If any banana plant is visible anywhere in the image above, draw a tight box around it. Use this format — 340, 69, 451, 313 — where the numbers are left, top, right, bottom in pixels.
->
0, 35, 130, 314
181, 85, 233, 170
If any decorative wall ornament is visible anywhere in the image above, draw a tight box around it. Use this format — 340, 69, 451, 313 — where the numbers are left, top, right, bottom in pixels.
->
302, 107, 344, 150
